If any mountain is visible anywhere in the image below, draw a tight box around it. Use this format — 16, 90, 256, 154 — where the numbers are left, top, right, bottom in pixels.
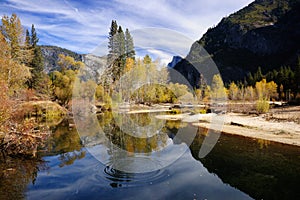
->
40, 45, 107, 84
40, 45, 83, 73
82, 54, 107, 84
168, 56, 182, 68
174, 0, 300, 85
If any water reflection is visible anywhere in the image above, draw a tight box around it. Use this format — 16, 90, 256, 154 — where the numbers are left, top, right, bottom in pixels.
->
0, 155, 48, 200
190, 131, 300, 200
1, 112, 300, 199
41, 119, 86, 167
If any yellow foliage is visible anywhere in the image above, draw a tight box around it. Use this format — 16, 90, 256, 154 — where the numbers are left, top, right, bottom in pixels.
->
211, 74, 226, 100
124, 57, 135, 73
255, 79, 278, 100
228, 82, 239, 100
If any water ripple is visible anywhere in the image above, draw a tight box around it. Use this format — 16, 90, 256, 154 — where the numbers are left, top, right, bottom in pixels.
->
94, 163, 170, 188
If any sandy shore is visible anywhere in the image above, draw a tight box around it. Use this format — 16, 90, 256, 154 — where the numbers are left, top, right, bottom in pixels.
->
126, 104, 300, 147
192, 112, 300, 147
153, 105, 300, 147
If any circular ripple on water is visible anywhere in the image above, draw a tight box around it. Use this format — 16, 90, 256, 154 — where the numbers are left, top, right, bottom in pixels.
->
94, 161, 170, 188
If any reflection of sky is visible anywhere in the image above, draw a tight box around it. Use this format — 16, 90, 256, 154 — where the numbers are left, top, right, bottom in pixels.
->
1, 0, 253, 54
26, 144, 252, 199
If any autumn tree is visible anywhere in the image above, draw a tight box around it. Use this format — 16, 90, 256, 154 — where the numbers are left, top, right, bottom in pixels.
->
255, 79, 278, 100
1, 14, 33, 65
0, 18, 31, 96
211, 74, 226, 100
228, 82, 239, 100
50, 54, 84, 107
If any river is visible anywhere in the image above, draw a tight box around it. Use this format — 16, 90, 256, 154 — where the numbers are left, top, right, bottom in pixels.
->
1, 112, 300, 200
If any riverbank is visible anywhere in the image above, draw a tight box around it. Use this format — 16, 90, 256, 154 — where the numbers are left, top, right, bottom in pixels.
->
0, 101, 66, 156
193, 113, 300, 147
192, 106, 300, 147
152, 105, 300, 147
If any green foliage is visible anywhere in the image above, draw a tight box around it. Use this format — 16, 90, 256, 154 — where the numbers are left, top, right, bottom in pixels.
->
227, 0, 292, 29
49, 55, 83, 107
50, 69, 76, 106
106, 20, 135, 85
26, 24, 47, 94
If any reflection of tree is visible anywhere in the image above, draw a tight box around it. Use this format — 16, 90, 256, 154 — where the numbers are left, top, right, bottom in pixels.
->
41, 120, 86, 167
100, 113, 169, 154
58, 151, 86, 167
189, 130, 300, 200
0, 155, 48, 200
43, 121, 82, 154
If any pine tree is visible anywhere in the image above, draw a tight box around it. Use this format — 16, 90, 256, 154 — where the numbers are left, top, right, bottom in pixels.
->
25, 29, 30, 46
125, 28, 135, 59
254, 67, 263, 82
107, 21, 135, 84
31, 24, 39, 47
30, 24, 44, 75
27, 24, 45, 92
107, 20, 118, 67
116, 26, 126, 79
247, 72, 255, 86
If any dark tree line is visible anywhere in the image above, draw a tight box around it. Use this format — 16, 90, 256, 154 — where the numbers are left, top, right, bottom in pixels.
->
246, 60, 300, 100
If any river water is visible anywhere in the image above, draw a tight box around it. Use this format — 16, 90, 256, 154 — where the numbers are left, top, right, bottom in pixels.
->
1, 112, 300, 200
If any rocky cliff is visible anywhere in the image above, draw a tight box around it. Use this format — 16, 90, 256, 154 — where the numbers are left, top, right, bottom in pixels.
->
40, 45, 83, 73
41, 45, 107, 84
174, 0, 300, 85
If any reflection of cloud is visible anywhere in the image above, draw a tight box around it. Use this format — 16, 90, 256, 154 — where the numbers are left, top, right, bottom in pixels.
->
0, 0, 253, 53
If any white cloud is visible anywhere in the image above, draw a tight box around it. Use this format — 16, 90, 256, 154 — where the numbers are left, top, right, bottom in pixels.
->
0, 0, 254, 55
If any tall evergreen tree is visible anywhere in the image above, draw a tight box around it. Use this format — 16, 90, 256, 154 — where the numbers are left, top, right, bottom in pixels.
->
28, 24, 45, 92
125, 28, 135, 59
107, 20, 118, 67
31, 24, 39, 47
107, 21, 136, 84
254, 66, 263, 82
115, 26, 126, 80
25, 29, 30, 46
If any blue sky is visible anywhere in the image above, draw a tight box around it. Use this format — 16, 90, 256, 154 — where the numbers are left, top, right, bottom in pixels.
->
0, 0, 253, 61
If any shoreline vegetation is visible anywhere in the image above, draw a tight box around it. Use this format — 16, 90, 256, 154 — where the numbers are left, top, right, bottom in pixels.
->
0, 101, 66, 156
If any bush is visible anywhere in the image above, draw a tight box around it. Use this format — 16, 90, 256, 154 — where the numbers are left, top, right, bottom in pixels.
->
256, 98, 269, 113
